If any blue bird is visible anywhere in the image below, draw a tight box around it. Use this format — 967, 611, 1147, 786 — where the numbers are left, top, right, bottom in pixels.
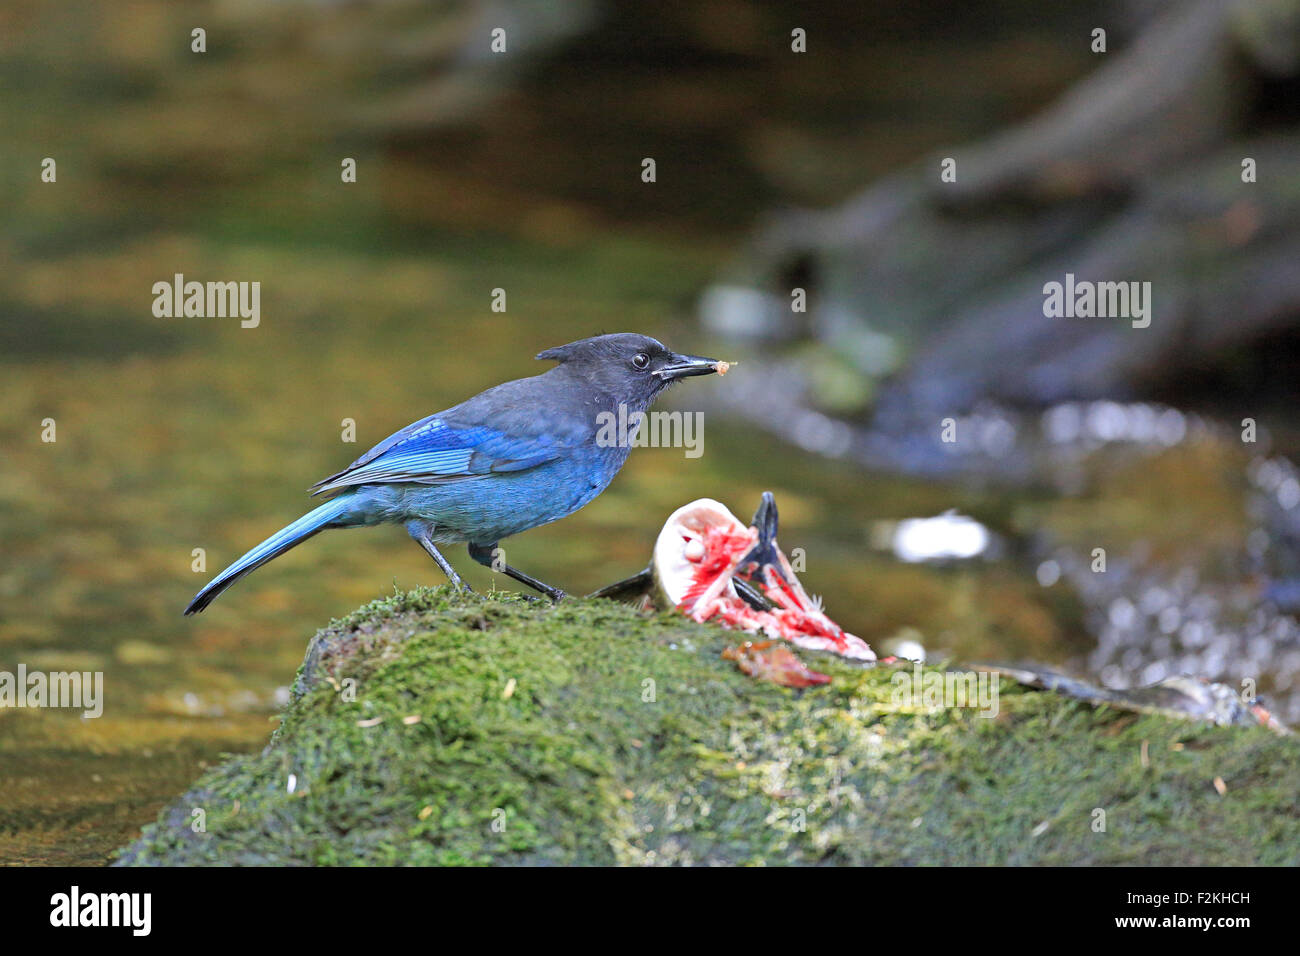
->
184, 333, 722, 614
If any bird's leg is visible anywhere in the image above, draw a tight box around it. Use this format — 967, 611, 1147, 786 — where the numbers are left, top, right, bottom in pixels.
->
406, 521, 474, 593
468, 542, 566, 602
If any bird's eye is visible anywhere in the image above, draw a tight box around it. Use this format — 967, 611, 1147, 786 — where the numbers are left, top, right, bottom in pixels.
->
632, 352, 650, 370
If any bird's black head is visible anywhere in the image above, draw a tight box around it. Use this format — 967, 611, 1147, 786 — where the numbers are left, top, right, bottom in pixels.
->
537, 333, 721, 407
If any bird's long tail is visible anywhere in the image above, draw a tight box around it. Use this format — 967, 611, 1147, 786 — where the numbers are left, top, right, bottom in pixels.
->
184, 496, 355, 615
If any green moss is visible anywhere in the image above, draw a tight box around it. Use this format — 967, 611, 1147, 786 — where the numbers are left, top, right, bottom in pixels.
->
117, 588, 1300, 866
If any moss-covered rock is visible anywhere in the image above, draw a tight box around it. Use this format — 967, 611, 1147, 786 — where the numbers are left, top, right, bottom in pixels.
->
118, 588, 1300, 865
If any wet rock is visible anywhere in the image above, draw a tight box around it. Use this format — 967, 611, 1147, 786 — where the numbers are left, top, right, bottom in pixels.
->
117, 588, 1300, 865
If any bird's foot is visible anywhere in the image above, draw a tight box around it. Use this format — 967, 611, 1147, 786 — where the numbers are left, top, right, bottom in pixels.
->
468, 542, 565, 603
514, 586, 564, 604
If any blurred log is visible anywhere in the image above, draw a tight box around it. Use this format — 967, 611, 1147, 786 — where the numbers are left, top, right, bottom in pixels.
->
703, 0, 1300, 439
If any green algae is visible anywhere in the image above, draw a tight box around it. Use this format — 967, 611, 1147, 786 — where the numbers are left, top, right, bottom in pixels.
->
117, 588, 1300, 866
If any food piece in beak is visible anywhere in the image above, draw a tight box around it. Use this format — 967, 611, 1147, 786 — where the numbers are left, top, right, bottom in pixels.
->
654, 353, 724, 381
653, 496, 875, 661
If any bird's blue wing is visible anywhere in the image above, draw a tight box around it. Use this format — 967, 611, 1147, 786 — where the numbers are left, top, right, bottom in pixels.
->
309, 414, 561, 496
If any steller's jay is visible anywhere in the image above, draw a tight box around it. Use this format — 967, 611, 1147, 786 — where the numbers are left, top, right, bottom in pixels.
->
184, 333, 723, 613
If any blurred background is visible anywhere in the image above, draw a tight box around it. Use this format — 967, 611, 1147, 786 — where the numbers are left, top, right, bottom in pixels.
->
2, 0, 1300, 863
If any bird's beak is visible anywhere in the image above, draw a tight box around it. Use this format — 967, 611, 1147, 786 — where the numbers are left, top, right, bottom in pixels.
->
654, 353, 722, 381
